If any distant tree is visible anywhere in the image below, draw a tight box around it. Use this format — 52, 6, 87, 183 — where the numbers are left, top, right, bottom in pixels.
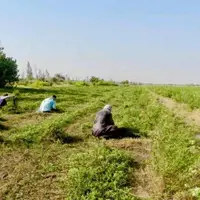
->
65, 74, 70, 81
26, 61, 33, 80
89, 76, 101, 84
0, 47, 19, 87
37, 69, 45, 81
52, 73, 65, 82
34, 66, 39, 79
86, 76, 89, 82
45, 69, 50, 80
0, 46, 4, 52
129, 81, 138, 85
21, 71, 25, 80
121, 80, 129, 85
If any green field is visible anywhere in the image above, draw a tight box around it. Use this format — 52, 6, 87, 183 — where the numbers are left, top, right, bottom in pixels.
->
0, 85, 200, 200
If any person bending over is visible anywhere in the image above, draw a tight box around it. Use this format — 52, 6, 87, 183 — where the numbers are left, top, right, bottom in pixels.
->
92, 105, 122, 139
38, 95, 57, 113
92, 104, 140, 139
0, 94, 15, 108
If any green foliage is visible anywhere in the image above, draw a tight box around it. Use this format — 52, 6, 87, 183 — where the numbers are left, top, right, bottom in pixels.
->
111, 86, 200, 197
66, 145, 136, 200
0, 50, 19, 88
89, 76, 118, 86
30, 80, 53, 87
73, 80, 89, 86
5, 87, 116, 144
95, 80, 118, 86
13, 89, 20, 96
121, 80, 129, 85
151, 116, 198, 194
17, 79, 30, 86
26, 61, 33, 80
89, 76, 101, 84
151, 85, 200, 109
51, 73, 66, 83
1, 85, 200, 199
7, 106, 90, 144
189, 187, 200, 199
17, 80, 53, 87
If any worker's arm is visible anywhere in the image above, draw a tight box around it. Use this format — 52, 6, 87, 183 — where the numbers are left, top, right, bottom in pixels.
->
1, 95, 14, 100
51, 100, 56, 110
109, 113, 115, 125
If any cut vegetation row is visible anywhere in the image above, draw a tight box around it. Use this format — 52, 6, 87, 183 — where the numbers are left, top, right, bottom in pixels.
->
1, 85, 200, 199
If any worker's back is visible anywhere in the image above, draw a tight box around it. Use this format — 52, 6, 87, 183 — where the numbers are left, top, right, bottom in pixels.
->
0, 98, 6, 107
92, 109, 114, 132
39, 97, 55, 112
0, 94, 13, 107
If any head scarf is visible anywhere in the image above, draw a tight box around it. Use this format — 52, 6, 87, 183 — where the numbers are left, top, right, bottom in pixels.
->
103, 104, 112, 112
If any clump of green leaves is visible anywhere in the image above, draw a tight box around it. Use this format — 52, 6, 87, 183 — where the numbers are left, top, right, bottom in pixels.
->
66, 145, 137, 200
0, 48, 19, 88
151, 85, 200, 109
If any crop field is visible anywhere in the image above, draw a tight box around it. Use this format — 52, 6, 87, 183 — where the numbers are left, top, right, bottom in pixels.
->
0, 85, 200, 200
151, 85, 200, 110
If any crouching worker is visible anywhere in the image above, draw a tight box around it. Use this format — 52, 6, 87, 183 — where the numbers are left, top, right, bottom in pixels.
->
92, 105, 122, 139
0, 94, 15, 108
92, 105, 140, 139
38, 95, 57, 113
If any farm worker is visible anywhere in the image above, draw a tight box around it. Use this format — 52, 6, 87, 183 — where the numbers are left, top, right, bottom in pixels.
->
0, 94, 15, 108
38, 95, 57, 113
92, 104, 140, 139
92, 105, 122, 139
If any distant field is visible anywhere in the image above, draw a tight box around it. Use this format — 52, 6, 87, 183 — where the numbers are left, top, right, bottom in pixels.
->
151, 85, 200, 110
0, 85, 200, 200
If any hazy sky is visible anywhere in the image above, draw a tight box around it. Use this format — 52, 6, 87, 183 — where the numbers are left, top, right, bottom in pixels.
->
1, 0, 200, 84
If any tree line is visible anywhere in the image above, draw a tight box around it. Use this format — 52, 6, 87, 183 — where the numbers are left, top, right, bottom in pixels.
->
0, 46, 143, 88
0, 46, 19, 87
22, 61, 69, 83
0, 47, 71, 87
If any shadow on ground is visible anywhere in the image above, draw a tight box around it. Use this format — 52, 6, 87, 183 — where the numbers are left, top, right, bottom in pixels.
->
0, 117, 7, 122
50, 130, 83, 144
103, 127, 147, 140
125, 127, 148, 137
61, 135, 83, 144
13, 87, 89, 96
0, 124, 9, 130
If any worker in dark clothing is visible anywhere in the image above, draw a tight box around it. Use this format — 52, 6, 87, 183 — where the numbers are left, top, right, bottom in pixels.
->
0, 94, 14, 108
92, 104, 141, 139
92, 105, 136, 139
92, 105, 116, 138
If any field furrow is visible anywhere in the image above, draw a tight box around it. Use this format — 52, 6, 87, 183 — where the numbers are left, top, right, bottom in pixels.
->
150, 85, 200, 110
155, 93, 200, 127
1, 85, 200, 200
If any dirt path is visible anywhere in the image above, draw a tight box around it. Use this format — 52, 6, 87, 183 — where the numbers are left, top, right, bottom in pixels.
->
155, 94, 200, 126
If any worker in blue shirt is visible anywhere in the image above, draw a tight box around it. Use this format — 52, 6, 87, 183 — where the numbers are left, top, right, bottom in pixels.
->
38, 95, 57, 113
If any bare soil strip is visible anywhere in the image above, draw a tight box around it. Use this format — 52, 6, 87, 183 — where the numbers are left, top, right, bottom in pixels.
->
155, 94, 200, 126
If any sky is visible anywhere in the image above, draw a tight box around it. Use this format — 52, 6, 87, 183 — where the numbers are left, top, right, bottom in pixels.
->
1, 0, 200, 84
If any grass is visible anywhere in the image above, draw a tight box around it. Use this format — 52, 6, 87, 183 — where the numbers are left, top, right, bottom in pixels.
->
150, 85, 200, 110
0, 85, 200, 199
66, 145, 137, 200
